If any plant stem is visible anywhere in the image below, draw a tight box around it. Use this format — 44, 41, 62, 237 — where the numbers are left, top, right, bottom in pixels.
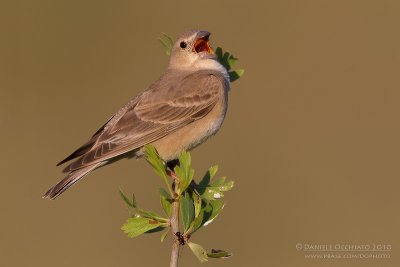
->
170, 196, 180, 267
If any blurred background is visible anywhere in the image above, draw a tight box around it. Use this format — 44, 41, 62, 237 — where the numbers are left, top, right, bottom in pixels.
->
1, 0, 400, 266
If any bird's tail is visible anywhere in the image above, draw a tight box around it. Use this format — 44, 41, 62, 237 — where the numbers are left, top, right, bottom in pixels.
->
43, 163, 102, 200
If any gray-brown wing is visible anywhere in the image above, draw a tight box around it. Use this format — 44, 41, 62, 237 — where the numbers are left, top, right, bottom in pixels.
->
63, 71, 226, 172
56, 115, 115, 166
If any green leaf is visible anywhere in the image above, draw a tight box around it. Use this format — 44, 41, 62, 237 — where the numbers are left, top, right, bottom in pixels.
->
158, 39, 170, 56
163, 33, 174, 47
201, 187, 224, 200
203, 200, 224, 227
227, 55, 238, 69
191, 207, 205, 233
180, 192, 194, 232
207, 249, 232, 259
229, 69, 244, 82
215, 47, 223, 61
159, 188, 172, 217
191, 199, 225, 233
144, 145, 168, 179
175, 150, 194, 193
122, 217, 164, 238
197, 165, 218, 194
219, 180, 234, 192
193, 191, 202, 219
144, 145, 173, 196
119, 188, 136, 208
210, 176, 226, 187
160, 228, 169, 242
216, 47, 231, 71
145, 226, 167, 233
158, 33, 174, 56
188, 242, 208, 263
136, 209, 167, 223
221, 51, 231, 70
200, 178, 234, 200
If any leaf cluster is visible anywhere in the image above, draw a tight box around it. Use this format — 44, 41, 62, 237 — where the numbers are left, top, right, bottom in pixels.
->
215, 47, 244, 82
120, 145, 234, 263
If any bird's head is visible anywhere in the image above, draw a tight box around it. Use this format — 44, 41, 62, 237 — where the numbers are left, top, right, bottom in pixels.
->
168, 30, 218, 70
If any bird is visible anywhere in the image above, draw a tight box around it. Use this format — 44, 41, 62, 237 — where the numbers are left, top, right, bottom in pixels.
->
43, 30, 230, 200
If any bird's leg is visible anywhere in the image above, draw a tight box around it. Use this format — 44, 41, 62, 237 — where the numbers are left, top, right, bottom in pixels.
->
167, 170, 179, 181
166, 159, 180, 170
189, 180, 198, 190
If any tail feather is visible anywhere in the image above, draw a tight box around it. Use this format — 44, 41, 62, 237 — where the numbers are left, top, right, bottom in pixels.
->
43, 163, 102, 200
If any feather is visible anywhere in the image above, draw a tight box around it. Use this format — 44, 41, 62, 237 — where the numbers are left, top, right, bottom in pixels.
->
43, 163, 102, 200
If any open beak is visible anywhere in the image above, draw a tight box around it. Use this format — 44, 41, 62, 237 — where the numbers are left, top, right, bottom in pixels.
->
193, 34, 214, 55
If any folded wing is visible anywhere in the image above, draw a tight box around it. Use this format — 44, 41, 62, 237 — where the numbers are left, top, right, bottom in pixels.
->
61, 70, 226, 173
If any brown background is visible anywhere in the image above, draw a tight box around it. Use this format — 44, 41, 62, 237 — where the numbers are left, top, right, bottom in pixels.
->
1, 0, 399, 266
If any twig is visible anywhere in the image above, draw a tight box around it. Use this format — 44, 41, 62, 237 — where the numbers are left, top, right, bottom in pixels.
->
170, 181, 180, 267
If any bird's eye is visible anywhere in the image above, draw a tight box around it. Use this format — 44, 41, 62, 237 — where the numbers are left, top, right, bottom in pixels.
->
179, 41, 187, 49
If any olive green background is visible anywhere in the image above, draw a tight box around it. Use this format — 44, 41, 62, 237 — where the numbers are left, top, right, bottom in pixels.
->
1, 0, 399, 266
